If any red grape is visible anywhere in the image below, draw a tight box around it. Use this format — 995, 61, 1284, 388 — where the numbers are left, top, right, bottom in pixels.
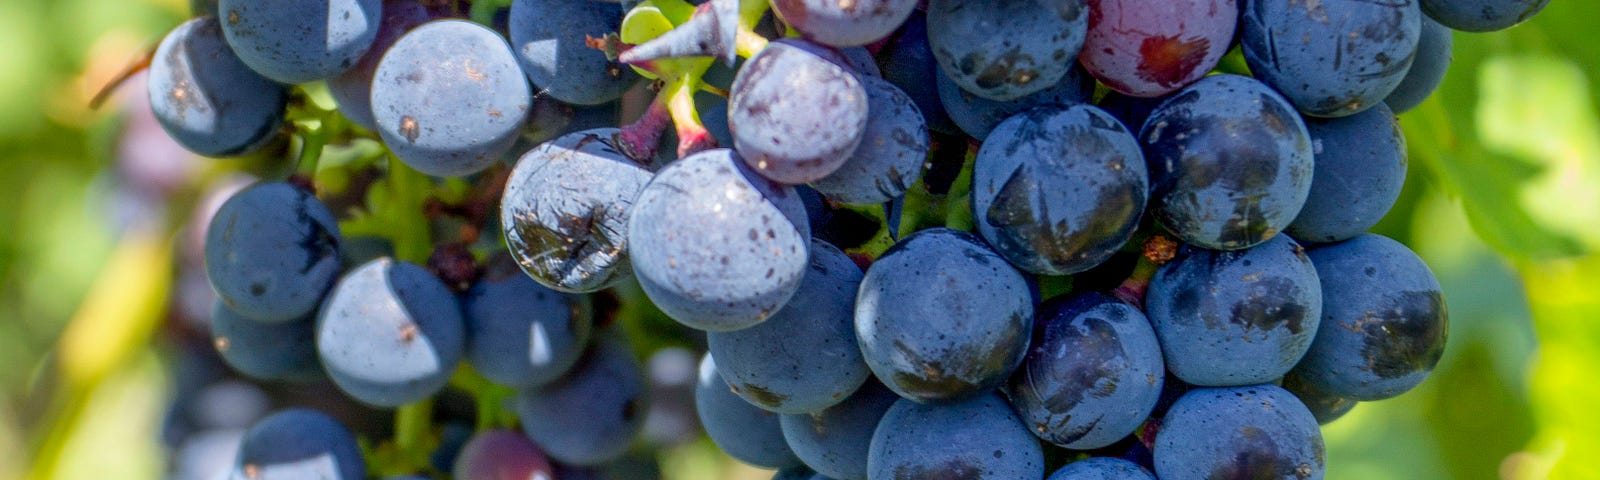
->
1079, 0, 1238, 97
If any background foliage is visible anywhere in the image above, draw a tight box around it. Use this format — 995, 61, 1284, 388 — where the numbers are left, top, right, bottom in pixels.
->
0, 0, 1596, 479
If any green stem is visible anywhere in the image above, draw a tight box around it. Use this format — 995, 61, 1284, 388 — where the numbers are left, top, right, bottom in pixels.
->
387, 157, 434, 264
395, 399, 434, 455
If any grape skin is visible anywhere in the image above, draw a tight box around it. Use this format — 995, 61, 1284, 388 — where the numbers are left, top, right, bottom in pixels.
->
217, 0, 382, 84
1420, 0, 1549, 32
1153, 385, 1326, 480
502, 128, 654, 293
451, 430, 555, 480
867, 392, 1045, 480
148, 17, 287, 158
516, 338, 648, 466
779, 380, 897, 480
1385, 18, 1453, 114
229, 409, 366, 480
926, 0, 1089, 102
509, 0, 639, 105
971, 104, 1147, 276
203, 182, 341, 323
372, 20, 530, 178
770, 0, 919, 47
695, 354, 803, 469
875, 11, 960, 135
1280, 371, 1359, 425
627, 148, 811, 332
1079, 0, 1238, 98
316, 258, 465, 408
937, 63, 1095, 141
809, 76, 930, 205
730, 39, 869, 184
706, 240, 868, 414
209, 302, 321, 382
1139, 74, 1314, 250
463, 269, 593, 388
1286, 102, 1409, 244
1145, 235, 1323, 386
1241, 0, 1422, 118
1048, 457, 1156, 480
327, 0, 432, 131
854, 228, 1034, 403
1297, 234, 1448, 401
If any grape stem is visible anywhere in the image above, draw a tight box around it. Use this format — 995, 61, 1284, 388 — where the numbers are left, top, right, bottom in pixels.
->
1111, 235, 1179, 308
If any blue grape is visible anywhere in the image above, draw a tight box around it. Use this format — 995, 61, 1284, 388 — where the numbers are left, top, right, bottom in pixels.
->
1096, 91, 1167, 134
1146, 235, 1322, 386
316, 258, 465, 408
1153, 385, 1325, 480
148, 17, 287, 157
372, 20, 531, 177
730, 39, 869, 184
463, 266, 594, 388
695, 354, 803, 469
840, 46, 882, 78
209, 302, 320, 382
217, 0, 382, 84
627, 148, 811, 331
875, 11, 959, 134
1385, 18, 1453, 114
502, 129, 654, 293
1296, 234, 1448, 400
1420, 0, 1548, 32
516, 338, 648, 465
510, 0, 638, 105
1280, 371, 1358, 425
1047, 457, 1155, 480
327, 0, 432, 131
926, 0, 1088, 102
229, 409, 365, 480
937, 62, 1095, 140
855, 228, 1033, 402
779, 380, 898, 480
1004, 293, 1164, 450
810, 75, 929, 205
1286, 103, 1408, 244
452, 430, 555, 480
1139, 74, 1314, 250
772, 467, 817, 480
867, 392, 1045, 480
771, 0, 918, 47
204, 182, 341, 323
971, 104, 1147, 275
1241, 0, 1422, 117
707, 240, 867, 414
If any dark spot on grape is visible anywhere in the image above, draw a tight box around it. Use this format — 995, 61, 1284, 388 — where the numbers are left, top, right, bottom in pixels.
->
1136, 35, 1211, 88
1357, 290, 1447, 379
739, 383, 790, 408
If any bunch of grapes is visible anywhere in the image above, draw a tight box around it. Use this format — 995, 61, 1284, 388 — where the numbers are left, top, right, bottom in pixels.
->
141, 0, 1548, 478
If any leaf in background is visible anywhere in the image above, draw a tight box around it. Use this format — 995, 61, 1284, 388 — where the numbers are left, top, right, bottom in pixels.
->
1511, 255, 1600, 480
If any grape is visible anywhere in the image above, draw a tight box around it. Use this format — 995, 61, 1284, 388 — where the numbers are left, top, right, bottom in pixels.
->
970, 104, 1147, 275
1280, 371, 1358, 425
209, 302, 320, 382
770, 0, 918, 47
372, 20, 531, 178
1048, 457, 1155, 480
779, 379, 897, 480
463, 265, 594, 388
926, 0, 1088, 102
1385, 18, 1453, 114
1286, 102, 1408, 244
627, 148, 811, 331
772, 467, 817, 480
509, 0, 638, 105
1096, 91, 1167, 133
217, 0, 382, 84
204, 182, 341, 323
867, 392, 1045, 479
729, 39, 869, 184
316, 258, 465, 408
937, 62, 1095, 140
1139, 74, 1314, 250
433, 423, 475, 474
327, 0, 432, 131
809, 76, 930, 205
706, 240, 867, 414
1146, 235, 1322, 386
516, 338, 648, 466
229, 409, 365, 480
1420, 0, 1548, 32
501, 129, 654, 293
695, 354, 803, 469
855, 228, 1033, 402
875, 11, 959, 134
839, 47, 881, 78
148, 17, 287, 158
339, 235, 396, 269
1241, 0, 1422, 118
452, 430, 556, 480
1153, 385, 1325, 480
1004, 292, 1164, 450
173, 429, 241, 480
1079, 0, 1238, 97
1296, 234, 1448, 400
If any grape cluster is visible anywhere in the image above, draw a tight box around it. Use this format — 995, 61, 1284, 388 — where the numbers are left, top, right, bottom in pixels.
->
143, 0, 1545, 479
